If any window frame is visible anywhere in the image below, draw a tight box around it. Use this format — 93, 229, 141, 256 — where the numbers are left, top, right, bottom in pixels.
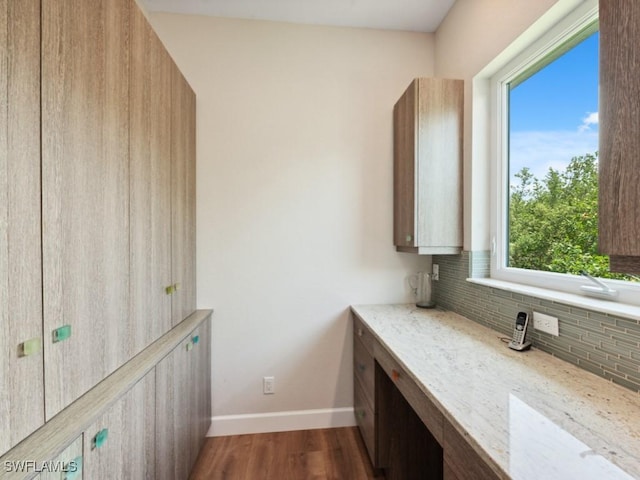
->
488, 0, 640, 307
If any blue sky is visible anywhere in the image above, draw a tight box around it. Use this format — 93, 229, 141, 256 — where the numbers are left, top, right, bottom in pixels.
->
508, 31, 599, 182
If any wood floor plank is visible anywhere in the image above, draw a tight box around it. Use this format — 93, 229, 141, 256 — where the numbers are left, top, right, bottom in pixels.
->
189, 427, 384, 480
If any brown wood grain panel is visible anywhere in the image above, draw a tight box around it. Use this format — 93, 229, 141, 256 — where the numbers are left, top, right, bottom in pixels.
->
393, 79, 417, 248
171, 65, 197, 326
599, 0, 640, 262
609, 255, 640, 275
354, 334, 375, 408
41, 0, 131, 419
129, 1, 172, 355
83, 370, 156, 480
374, 340, 444, 445
353, 314, 376, 357
0, 0, 44, 454
443, 420, 501, 480
376, 362, 443, 480
354, 374, 377, 466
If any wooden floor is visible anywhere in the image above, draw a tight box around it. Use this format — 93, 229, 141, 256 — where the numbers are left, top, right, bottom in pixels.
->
189, 427, 385, 480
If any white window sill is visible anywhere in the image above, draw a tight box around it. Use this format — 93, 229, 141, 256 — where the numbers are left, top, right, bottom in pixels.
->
467, 277, 640, 321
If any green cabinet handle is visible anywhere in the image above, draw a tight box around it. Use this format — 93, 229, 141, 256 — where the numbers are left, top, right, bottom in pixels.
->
165, 285, 175, 295
186, 341, 193, 352
92, 428, 109, 450
192, 335, 200, 345
20, 337, 42, 357
406, 234, 413, 243
63, 456, 83, 480
52, 325, 72, 343
357, 410, 366, 419
174, 282, 181, 291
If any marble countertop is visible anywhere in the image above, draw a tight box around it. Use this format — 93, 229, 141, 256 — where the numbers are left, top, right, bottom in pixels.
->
351, 304, 640, 480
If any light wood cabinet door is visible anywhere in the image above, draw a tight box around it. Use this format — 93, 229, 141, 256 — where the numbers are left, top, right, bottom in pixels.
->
393, 78, 463, 255
156, 319, 210, 480
599, 0, 640, 273
35, 436, 83, 480
0, 0, 44, 454
129, 1, 173, 355
155, 336, 193, 480
170, 66, 197, 326
83, 370, 156, 480
190, 317, 212, 466
41, 0, 131, 419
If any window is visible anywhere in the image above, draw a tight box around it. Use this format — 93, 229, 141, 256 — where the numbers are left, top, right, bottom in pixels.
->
490, 0, 640, 306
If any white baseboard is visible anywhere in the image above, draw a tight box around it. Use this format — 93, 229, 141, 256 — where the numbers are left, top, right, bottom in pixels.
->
207, 407, 356, 437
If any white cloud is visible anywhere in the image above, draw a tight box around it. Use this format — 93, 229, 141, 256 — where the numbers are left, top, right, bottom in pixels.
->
579, 111, 599, 132
509, 129, 598, 184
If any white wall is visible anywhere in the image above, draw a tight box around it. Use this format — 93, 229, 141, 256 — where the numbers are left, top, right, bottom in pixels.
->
149, 13, 434, 434
434, 0, 564, 251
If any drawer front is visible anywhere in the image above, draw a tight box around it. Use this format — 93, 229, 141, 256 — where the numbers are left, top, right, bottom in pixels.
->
353, 314, 375, 357
375, 342, 444, 445
354, 375, 376, 466
354, 334, 375, 406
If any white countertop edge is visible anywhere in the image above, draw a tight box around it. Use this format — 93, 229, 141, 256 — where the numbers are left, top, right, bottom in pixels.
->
467, 277, 640, 321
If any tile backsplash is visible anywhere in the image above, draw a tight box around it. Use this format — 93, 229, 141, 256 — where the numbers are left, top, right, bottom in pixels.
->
432, 252, 640, 393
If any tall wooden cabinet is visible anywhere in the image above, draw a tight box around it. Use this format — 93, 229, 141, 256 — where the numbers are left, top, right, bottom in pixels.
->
0, 0, 44, 453
393, 78, 463, 255
129, 1, 173, 356
599, 0, 640, 274
41, 0, 132, 419
0, 0, 206, 469
171, 67, 197, 327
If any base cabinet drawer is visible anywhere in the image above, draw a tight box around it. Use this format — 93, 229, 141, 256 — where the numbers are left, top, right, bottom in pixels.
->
354, 376, 376, 466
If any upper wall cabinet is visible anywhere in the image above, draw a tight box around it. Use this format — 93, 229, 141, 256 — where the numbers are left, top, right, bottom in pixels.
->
0, 0, 45, 453
599, 0, 640, 274
41, 0, 132, 419
393, 78, 464, 255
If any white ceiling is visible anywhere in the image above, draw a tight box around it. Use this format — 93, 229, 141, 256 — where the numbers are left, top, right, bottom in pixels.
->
139, 0, 457, 33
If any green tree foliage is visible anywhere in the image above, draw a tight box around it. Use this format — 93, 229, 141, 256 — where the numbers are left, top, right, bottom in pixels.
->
509, 152, 634, 281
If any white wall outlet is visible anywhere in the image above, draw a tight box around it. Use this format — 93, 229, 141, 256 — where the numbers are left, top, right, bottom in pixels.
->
432, 264, 439, 281
532, 312, 559, 336
263, 376, 275, 394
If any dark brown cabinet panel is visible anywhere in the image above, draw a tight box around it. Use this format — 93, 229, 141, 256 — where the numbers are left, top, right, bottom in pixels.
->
443, 421, 500, 480
376, 362, 443, 480
599, 0, 640, 273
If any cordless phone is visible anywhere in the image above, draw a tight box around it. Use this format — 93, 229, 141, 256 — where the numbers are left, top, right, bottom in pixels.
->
508, 312, 531, 351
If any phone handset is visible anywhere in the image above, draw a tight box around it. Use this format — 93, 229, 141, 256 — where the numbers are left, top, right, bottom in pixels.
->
508, 311, 531, 351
